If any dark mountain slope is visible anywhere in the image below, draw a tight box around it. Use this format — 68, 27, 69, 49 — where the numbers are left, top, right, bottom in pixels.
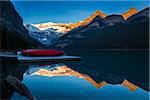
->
126, 7, 149, 23
0, 1, 42, 50
53, 7, 149, 49
102, 14, 124, 26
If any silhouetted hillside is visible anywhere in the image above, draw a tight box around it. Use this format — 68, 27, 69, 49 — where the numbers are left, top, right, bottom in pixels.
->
0, 1, 42, 50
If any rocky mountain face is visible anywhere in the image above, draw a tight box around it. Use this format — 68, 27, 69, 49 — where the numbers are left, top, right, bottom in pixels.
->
122, 8, 138, 20
68, 8, 137, 30
24, 22, 73, 46
80, 10, 106, 26
68, 10, 106, 30
53, 7, 149, 49
126, 7, 149, 23
102, 15, 125, 26
0, 1, 42, 50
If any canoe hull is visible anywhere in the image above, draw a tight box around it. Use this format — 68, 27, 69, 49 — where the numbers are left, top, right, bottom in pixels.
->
22, 49, 64, 56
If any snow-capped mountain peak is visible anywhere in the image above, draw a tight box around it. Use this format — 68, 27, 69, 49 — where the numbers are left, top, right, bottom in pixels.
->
24, 24, 40, 32
24, 22, 73, 46
32, 22, 72, 33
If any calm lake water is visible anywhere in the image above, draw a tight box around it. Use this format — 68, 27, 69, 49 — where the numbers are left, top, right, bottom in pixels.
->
1, 51, 149, 100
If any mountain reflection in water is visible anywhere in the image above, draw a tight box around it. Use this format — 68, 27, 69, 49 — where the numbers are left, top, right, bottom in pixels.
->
28, 64, 137, 91
13, 63, 149, 100
1, 51, 149, 100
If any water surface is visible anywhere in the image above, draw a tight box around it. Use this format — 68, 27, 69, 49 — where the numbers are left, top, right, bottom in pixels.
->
1, 51, 149, 100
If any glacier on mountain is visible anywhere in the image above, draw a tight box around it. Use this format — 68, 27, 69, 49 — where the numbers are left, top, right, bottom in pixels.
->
24, 22, 72, 46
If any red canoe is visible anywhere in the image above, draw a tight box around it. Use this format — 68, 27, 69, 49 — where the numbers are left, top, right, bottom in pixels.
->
22, 49, 64, 56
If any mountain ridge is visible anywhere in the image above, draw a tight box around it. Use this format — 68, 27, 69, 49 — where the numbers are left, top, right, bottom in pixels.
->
25, 7, 147, 47
122, 8, 138, 20
28, 8, 139, 31
53, 7, 149, 49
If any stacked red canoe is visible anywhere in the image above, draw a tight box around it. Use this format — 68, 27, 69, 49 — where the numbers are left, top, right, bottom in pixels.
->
22, 49, 64, 56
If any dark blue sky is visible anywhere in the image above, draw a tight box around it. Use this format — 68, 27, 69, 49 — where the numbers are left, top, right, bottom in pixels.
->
12, 0, 149, 24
